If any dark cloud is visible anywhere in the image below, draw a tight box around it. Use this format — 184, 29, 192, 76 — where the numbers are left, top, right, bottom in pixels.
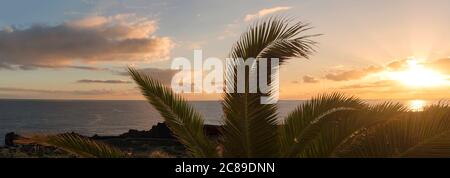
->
0, 15, 172, 70
66, 65, 107, 71
302, 75, 320, 83
35, 64, 109, 71
76, 79, 132, 84
117, 67, 180, 86
0, 87, 115, 95
325, 65, 383, 81
0, 62, 14, 70
7, 64, 109, 71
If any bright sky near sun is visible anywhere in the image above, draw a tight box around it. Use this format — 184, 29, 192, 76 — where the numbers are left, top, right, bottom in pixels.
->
0, 0, 449, 100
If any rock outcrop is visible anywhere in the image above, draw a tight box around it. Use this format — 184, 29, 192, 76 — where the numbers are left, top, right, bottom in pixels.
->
4, 132, 19, 147
92, 122, 221, 140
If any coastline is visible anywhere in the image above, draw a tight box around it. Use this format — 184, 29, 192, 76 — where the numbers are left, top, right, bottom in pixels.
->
1, 122, 221, 158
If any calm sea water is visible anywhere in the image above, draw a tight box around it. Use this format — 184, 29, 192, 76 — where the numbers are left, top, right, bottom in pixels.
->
0, 99, 446, 145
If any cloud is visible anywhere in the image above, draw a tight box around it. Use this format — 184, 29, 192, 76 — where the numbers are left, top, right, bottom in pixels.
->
77, 79, 132, 84
385, 58, 450, 75
0, 62, 14, 70
301, 58, 450, 84
244, 6, 292, 22
0, 87, 116, 95
427, 58, 450, 75
386, 59, 410, 70
217, 22, 239, 40
325, 65, 383, 81
11, 64, 109, 71
334, 58, 450, 99
340, 80, 398, 89
337, 81, 450, 100
116, 67, 180, 86
116, 67, 219, 92
0, 86, 144, 99
325, 58, 450, 82
303, 75, 320, 83
0, 14, 173, 70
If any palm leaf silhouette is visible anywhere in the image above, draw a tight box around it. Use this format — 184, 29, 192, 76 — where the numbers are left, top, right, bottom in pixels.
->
336, 104, 450, 157
221, 17, 317, 157
279, 93, 366, 157
129, 67, 217, 157
16, 133, 125, 158
299, 102, 407, 157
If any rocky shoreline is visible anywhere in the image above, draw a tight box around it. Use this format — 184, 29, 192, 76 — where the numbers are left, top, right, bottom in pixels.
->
1, 122, 221, 158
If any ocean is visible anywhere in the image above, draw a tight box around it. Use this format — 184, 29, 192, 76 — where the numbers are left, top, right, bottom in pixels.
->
0, 99, 446, 145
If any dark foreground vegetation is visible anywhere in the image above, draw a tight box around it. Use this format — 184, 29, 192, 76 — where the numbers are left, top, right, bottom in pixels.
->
1, 123, 220, 158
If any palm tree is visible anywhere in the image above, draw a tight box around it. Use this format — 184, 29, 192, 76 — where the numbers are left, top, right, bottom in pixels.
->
19, 17, 450, 158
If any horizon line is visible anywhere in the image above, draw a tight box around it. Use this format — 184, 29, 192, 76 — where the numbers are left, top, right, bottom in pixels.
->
0, 98, 449, 102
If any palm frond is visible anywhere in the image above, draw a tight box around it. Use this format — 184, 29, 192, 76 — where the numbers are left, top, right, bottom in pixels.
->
279, 93, 366, 157
337, 104, 450, 157
221, 17, 317, 157
222, 92, 279, 157
129, 67, 217, 157
16, 133, 125, 158
401, 130, 450, 157
306, 102, 407, 157
229, 17, 318, 64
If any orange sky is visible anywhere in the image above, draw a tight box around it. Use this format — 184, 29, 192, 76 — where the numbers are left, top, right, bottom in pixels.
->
0, 0, 449, 100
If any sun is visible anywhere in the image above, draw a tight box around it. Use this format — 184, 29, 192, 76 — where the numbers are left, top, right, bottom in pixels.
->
408, 100, 426, 111
388, 59, 448, 87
